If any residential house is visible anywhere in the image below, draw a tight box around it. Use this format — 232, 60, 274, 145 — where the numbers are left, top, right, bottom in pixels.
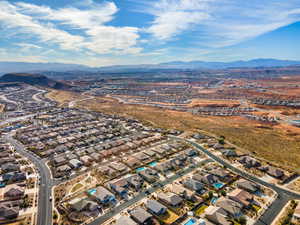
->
127, 174, 144, 191
184, 148, 198, 157
2, 172, 26, 183
210, 169, 232, 182
213, 143, 224, 150
221, 149, 238, 157
292, 203, 300, 222
109, 177, 129, 197
143, 149, 157, 158
90, 152, 101, 162
109, 162, 129, 174
89, 186, 116, 205
69, 197, 98, 212
216, 197, 243, 217
52, 156, 67, 167
205, 206, 231, 225
4, 186, 25, 200
130, 207, 153, 225
139, 168, 159, 183
65, 153, 77, 160
154, 161, 173, 174
116, 216, 137, 225
192, 134, 207, 140
157, 192, 183, 207
266, 166, 284, 179
238, 156, 261, 168
124, 157, 141, 168
56, 165, 72, 174
195, 174, 220, 186
0, 202, 19, 220
145, 199, 167, 216
183, 178, 204, 193
152, 147, 167, 156
228, 188, 253, 207
99, 165, 117, 177
235, 179, 260, 193
69, 159, 83, 169
167, 184, 197, 202
80, 155, 93, 166
1, 163, 20, 173
133, 152, 151, 163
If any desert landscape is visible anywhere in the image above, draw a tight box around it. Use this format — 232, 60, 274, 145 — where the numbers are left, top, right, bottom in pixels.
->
47, 87, 300, 172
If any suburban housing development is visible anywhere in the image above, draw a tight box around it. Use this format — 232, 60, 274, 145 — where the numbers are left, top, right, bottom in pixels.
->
0, 69, 300, 225
0, 1, 300, 224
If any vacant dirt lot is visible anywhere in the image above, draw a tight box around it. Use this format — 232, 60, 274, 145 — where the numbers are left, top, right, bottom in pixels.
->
49, 90, 300, 172
189, 99, 240, 107
46, 90, 83, 106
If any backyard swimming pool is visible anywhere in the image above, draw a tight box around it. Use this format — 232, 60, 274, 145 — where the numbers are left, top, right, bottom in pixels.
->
87, 188, 96, 195
213, 182, 225, 189
184, 218, 197, 225
136, 167, 146, 172
148, 161, 157, 167
211, 197, 218, 204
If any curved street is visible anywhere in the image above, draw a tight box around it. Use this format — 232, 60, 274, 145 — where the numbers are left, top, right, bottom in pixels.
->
2, 118, 299, 225
4, 135, 53, 225
173, 137, 300, 225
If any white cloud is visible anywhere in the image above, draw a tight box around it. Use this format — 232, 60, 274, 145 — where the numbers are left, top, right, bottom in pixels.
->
0, 48, 47, 63
144, 0, 211, 40
142, 0, 300, 46
0, 1, 84, 51
0, 1, 141, 55
15, 43, 42, 51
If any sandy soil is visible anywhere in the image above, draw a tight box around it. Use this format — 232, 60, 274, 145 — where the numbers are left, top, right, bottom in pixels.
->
49, 89, 300, 172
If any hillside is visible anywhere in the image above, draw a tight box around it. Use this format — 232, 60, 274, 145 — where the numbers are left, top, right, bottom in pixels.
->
0, 73, 71, 89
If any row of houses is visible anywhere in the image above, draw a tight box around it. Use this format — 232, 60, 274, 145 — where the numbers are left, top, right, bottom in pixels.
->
197, 135, 287, 180
191, 107, 256, 117
252, 98, 300, 108
0, 141, 30, 223
63, 143, 202, 223
0, 143, 26, 186
112, 164, 265, 225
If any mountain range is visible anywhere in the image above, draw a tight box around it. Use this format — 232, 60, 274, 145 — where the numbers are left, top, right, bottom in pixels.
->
0, 58, 300, 74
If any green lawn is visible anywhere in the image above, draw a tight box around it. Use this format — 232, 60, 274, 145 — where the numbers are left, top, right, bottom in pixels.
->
194, 205, 208, 216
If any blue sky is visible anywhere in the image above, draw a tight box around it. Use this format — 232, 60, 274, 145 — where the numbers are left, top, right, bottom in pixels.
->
0, 0, 300, 66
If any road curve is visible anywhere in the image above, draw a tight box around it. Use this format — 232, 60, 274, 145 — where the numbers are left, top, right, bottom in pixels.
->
4, 135, 53, 225
86, 159, 212, 225
171, 136, 300, 225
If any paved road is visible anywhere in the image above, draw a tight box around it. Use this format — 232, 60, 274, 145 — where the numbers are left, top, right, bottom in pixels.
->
87, 159, 212, 225
0, 114, 36, 126
172, 137, 300, 225
4, 135, 53, 225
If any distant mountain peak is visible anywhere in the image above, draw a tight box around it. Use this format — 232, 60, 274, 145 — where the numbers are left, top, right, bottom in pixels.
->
0, 58, 300, 74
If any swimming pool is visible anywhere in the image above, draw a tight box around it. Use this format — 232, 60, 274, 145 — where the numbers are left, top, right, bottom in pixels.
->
211, 197, 218, 204
148, 161, 157, 167
87, 188, 96, 195
213, 182, 225, 189
184, 218, 197, 225
136, 167, 146, 172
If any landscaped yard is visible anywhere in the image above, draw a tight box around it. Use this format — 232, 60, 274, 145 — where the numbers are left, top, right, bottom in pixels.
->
253, 204, 261, 212
158, 210, 179, 224
287, 178, 300, 192
70, 183, 84, 194
194, 204, 208, 216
